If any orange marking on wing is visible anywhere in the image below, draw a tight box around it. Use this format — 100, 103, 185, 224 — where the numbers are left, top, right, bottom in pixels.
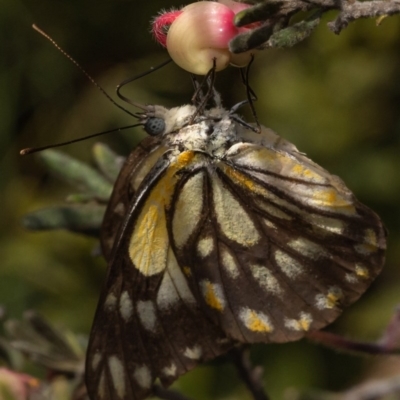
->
247, 311, 272, 332
223, 166, 255, 190
203, 282, 224, 311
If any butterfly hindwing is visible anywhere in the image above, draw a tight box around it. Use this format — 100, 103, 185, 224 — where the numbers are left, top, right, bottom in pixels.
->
169, 130, 385, 344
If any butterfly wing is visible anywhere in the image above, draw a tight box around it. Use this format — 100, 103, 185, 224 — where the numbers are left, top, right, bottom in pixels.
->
169, 129, 386, 344
86, 148, 233, 400
87, 125, 386, 399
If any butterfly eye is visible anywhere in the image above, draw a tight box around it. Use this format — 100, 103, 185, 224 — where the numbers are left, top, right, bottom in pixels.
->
144, 117, 166, 136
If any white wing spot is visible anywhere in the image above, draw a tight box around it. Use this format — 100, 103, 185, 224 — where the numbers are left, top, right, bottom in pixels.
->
137, 301, 157, 332
285, 312, 313, 331
221, 247, 240, 278
288, 163, 327, 183
119, 291, 133, 321
263, 218, 277, 230
365, 229, 378, 246
287, 238, 328, 259
212, 174, 260, 246
315, 286, 343, 309
162, 363, 178, 377
157, 248, 196, 310
355, 229, 379, 255
274, 250, 304, 278
355, 264, 370, 279
197, 236, 214, 258
108, 355, 125, 398
259, 187, 304, 215
239, 307, 273, 333
104, 293, 117, 312
250, 265, 283, 295
200, 280, 226, 311
354, 244, 370, 255
114, 202, 125, 216
217, 337, 231, 345
133, 365, 152, 389
255, 199, 292, 220
172, 172, 204, 248
98, 370, 106, 399
91, 352, 102, 371
345, 273, 358, 283
308, 214, 345, 235
183, 345, 202, 360
307, 186, 356, 215
157, 272, 179, 310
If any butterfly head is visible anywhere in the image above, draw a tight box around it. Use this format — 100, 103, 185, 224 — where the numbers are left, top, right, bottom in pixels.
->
136, 104, 199, 138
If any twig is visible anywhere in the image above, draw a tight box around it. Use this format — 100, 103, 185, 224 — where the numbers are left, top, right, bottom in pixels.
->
153, 384, 194, 400
231, 346, 270, 400
340, 376, 400, 400
306, 305, 400, 355
230, 0, 400, 53
290, 375, 400, 400
306, 330, 400, 355
327, 0, 400, 34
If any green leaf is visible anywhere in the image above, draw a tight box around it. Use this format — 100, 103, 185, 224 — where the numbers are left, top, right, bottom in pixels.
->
38, 149, 113, 201
21, 204, 105, 236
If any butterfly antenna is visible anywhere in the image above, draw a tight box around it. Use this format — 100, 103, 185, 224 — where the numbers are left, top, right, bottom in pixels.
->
116, 58, 172, 107
240, 55, 261, 133
32, 24, 140, 119
21, 25, 156, 155
190, 73, 221, 110
20, 124, 142, 155
189, 59, 218, 123
190, 75, 209, 107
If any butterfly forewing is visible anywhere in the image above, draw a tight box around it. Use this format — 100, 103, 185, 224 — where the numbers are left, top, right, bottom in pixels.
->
87, 149, 233, 400
86, 105, 386, 400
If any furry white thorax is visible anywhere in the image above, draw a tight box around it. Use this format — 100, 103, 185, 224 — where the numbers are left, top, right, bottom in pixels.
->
151, 104, 244, 157
149, 103, 304, 161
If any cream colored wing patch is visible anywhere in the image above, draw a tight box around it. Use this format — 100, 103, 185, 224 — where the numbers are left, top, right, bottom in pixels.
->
129, 151, 199, 276
211, 174, 260, 247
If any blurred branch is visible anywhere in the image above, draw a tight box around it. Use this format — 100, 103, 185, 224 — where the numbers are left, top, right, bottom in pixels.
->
230, 0, 400, 52
288, 375, 400, 400
231, 347, 270, 400
1, 311, 87, 400
327, 0, 400, 34
306, 305, 400, 355
22, 143, 120, 238
37, 149, 113, 201
152, 385, 194, 400
4, 311, 84, 375
287, 307, 400, 399
338, 376, 400, 400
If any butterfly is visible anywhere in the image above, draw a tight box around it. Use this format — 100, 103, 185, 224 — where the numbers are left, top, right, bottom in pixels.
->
85, 85, 386, 400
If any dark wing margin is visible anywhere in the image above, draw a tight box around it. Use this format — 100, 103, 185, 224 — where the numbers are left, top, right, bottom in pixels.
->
101, 136, 166, 261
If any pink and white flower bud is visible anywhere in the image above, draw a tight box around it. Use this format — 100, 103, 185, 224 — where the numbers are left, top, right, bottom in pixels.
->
152, 1, 256, 75
0, 368, 39, 400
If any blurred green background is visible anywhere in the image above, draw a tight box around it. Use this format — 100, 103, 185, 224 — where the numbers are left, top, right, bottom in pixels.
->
1, 0, 400, 398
